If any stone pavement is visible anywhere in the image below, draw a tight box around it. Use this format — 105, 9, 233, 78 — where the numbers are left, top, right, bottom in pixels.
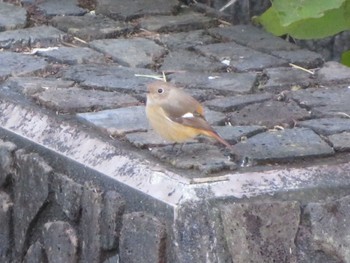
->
1, 0, 350, 262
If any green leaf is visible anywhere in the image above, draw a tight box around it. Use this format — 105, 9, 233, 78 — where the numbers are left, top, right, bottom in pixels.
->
255, 7, 287, 36
271, 0, 345, 26
341, 50, 350, 67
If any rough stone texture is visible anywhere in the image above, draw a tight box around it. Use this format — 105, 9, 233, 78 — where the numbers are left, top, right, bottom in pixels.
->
51, 14, 133, 41
0, 26, 67, 50
0, 52, 48, 80
51, 173, 83, 221
89, 38, 166, 68
42, 221, 78, 263
154, 30, 217, 50
77, 106, 148, 136
233, 128, 334, 163
205, 93, 272, 112
271, 49, 324, 69
304, 195, 350, 262
96, 0, 179, 20
62, 64, 156, 93
33, 87, 140, 113
161, 49, 227, 72
125, 130, 175, 148
103, 254, 120, 263
292, 86, 350, 118
169, 71, 257, 94
232, 100, 310, 128
0, 2, 27, 31
101, 191, 126, 250
196, 42, 288, 72
13, 150, 52, 257
23, 242, 45, 263
35, 46, 107, 65
298, 118, 350, 136
220, 201, 300, 262
80, 184, 102, 263
119, 212, 166, 263
214, 125, 266, 143
150, 143, 236, 174
316, 61, 350, 85
138, 11, 219, 33
37, 0, 87, 16
328, 132, 350, 152
0, 191, 12, 263
0, 140, 16, 186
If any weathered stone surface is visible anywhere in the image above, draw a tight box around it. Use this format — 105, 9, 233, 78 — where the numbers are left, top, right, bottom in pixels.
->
101, 191, 126, 250
13, 151, 51, 257
154, 30, 216, 50
42, 221, 78, 263
51, 14, 132, 41
214, 125, 266, 143
0, 140, 16, 186
0, 52, 48, 80
298, 118, 350, 136
0, 191, 12, 263
292, 86, 350, 118
304, 195, 350, 262
4, 77, 75, 96
262, 67, 315, 92
81, 184, 102, 263
119, 212, 166, 263
208, 25, 300, 53
169, 71, 257, 94
204, 108, 227, 125
328, 132, 350, 152
220, 201, 300, 262
125, 130, 175, 148
316, 61, 350, 85
89, 38, 166, 68
96, 0, 179, 20
23, 242, 45, 263
205, 93, 272, 112
33, 87, 139, 113
0, 26, 67, 50
231, 100, 310, 128
103, 254, 120, 263
37, 0, 87, 16
151, 143, 236, 174
51, 173, 83, 221
161, 49, 226, 72
196, 42, 288, 72
62, 64, 156, 93
35, 46, 107, 65
138, 11, 219, 33
77, 106, 148, 136
233, 128, 334, 163
271, 49, 324, 68
0, 2, 27, 31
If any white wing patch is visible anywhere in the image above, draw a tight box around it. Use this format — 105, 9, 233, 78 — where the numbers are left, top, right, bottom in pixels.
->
182, 112, 194, 118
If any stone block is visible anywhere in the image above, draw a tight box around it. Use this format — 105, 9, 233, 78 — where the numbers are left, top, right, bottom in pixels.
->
0, 2, 27, 31
23, 241, 45, 263
37, 0, 87, 16
0, 140, 16, 187
298, 118, 350, 136
0, 191, 12, 263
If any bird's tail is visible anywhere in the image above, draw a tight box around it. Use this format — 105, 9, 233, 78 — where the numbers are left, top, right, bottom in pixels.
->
202, 130, 233, 149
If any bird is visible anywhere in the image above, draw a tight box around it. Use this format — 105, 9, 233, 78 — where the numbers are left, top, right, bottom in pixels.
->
145, 81, 232, 148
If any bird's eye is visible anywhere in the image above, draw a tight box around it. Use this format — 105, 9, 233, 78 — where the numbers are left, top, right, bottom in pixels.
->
157, 88, 164, 94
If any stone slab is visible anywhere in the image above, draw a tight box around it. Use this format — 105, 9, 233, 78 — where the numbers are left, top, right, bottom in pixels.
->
51, 14, 133, 41
37, 0, 87, 16
0, 26, 67, 50
0, 52, 48, 80
138, 11, 219, 33
271, 49, 324, 69
62, 64, 157, 93
292, 86, 350, 118
154, 30, 216, 50
233, 128, 334, 163
161, 49, 227, 73
0, 140, 17, 187
77, 106, 148, 136
196, 42, 288, 72
0, 191, 12, 262
33, 87, 140, 113
23, 242, 45, 263
35, 46, 107, 65
298, 118, 350, 136
89, 38, 166, 68
316, 61, 350, 85
205, 93, 272, 112
214, 125, 267, 144
231, 100, 310, 128
328, 132, 350, 152
125, 130, 176, 148
96, 0, 179, 21
169, 71, 257, 94
0, 2, 27, 31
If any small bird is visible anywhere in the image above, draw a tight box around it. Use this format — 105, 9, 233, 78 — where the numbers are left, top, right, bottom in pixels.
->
146, 81, 232, 148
